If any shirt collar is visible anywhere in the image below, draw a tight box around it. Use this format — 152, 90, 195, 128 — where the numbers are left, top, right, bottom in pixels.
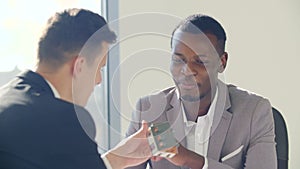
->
45, 79, 61, 98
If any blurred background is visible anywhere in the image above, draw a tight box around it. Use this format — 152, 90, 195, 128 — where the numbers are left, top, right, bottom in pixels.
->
1, 0, 299, 168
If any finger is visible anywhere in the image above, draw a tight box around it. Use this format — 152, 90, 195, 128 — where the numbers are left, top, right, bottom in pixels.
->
140, 120, 148, 134
141, 120, 148, 130
133, 120, 149, 138
151, 156, 163, 161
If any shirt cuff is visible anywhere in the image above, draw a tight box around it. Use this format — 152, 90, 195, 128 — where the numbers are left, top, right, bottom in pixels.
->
202, 156, 208, 169
101, 155, 113, 169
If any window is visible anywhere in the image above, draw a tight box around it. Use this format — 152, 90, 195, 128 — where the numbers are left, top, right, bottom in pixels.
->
0, 0, 117, 153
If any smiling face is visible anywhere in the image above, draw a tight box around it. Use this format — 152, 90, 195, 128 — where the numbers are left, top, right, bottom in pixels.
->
170, 31, 227, 102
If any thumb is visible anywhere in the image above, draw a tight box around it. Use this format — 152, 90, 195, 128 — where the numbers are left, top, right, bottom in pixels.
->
140, 120, 149, 135
133, 120, 149, 139
139, 120, 149, 137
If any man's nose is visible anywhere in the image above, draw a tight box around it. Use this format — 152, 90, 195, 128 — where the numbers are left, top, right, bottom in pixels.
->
181, 62, 196, 76
95, 79, 101, 85
95, 73, 102, 85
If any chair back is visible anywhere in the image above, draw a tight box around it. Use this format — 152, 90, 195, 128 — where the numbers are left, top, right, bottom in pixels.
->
272, 107, 289, 169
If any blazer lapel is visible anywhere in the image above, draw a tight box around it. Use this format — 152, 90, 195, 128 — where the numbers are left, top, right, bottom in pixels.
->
165, 89, 187, 147
207, 80, 233, 161
164, 81, 233, 160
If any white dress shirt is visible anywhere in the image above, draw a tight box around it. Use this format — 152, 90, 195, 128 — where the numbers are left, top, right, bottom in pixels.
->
45, 79, 61, 98
180, 87, 219, 169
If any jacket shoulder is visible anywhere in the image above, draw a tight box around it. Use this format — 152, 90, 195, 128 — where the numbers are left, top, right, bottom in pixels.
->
227, 84, 271, 113
228, 84, 269, 101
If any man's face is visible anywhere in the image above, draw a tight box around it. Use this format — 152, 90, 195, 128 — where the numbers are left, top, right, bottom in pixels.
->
170, 31, 225, 101
73, 42, 109, 106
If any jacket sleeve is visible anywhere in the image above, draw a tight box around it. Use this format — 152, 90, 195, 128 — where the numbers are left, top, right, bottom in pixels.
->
243, 98, 277, 169
125, 98, 148, 169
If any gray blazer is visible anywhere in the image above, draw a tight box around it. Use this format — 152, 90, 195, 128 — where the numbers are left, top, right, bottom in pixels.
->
126, 80, 277, 169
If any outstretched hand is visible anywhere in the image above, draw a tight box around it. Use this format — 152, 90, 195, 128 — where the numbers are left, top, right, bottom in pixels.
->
104, 120, 151, 169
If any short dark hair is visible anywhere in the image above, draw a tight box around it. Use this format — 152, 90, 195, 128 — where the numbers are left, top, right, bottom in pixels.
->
37, 8, 116, 69
171, 14, 227, 56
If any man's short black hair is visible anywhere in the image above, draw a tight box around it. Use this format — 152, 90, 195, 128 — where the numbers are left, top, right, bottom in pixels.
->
38, 8, 116, 69
171, 14, 227, 56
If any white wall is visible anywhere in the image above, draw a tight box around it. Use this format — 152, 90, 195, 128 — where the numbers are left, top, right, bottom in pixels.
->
117, 0, 300, 168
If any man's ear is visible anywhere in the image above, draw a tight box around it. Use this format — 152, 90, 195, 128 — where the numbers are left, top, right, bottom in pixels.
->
218, 52, 228, 73
72, 56, 85, 76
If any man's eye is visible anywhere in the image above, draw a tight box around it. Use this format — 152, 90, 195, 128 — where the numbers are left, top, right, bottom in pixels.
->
195, 59, 204, 64
172, 58, 184, 64
195, 59, 208, 65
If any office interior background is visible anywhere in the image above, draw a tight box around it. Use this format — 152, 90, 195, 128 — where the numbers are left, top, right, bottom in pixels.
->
0, 0, 299, 168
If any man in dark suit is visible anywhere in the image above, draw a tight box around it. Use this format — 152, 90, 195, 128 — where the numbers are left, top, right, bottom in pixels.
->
0, 8, 151, 169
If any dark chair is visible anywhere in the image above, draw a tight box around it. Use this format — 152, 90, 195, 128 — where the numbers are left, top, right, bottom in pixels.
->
272, 107, 289, 169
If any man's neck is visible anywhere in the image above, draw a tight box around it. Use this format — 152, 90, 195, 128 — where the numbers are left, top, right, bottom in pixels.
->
182, 86, 217, 121
35, 66, 73, 103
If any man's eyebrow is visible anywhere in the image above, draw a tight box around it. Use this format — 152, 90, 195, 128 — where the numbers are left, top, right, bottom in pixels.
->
194, 54, 208, 58
172, 52, 184, 57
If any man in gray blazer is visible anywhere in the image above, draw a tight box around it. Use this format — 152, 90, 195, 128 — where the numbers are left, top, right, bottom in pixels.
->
126, 14, 277, 169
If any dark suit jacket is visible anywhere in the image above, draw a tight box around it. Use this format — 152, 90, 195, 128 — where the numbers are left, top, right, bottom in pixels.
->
126, 80, 276, 169
0, 70, 107, 169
